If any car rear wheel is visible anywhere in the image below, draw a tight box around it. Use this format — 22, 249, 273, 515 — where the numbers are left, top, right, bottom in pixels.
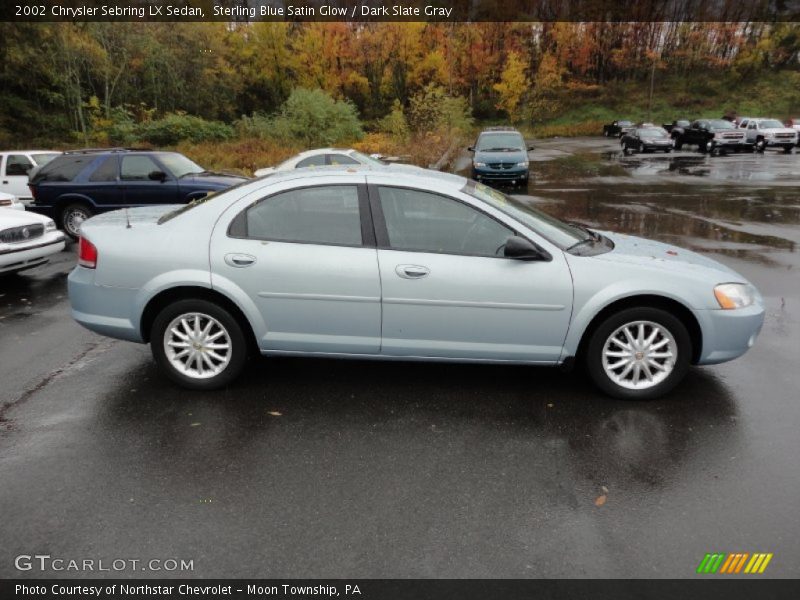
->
755, 138, 766, 153
151, 299, 248, 390
585, 307, 691, 400
638, 142, 645, 153
60, 203, 93, 239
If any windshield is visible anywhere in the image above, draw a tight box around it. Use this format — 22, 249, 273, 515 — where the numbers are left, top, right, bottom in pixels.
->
639, 128, 668, 138
709, 120, 735, 129
31, 153, 60, 166
618, 121, 633, 126
476, 133, 524, 152
462, 181, 587, 249
156, 152, 204, 178
759, 119, 784, 129
350, 150, 385, 166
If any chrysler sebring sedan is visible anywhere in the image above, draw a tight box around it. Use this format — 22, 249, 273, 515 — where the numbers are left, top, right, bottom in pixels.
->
68, 167, 764, 399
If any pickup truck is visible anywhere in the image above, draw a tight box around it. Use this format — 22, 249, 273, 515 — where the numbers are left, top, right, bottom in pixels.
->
672, 119, 748, 153
739, 118, 797, 153
662, 120, 690, 137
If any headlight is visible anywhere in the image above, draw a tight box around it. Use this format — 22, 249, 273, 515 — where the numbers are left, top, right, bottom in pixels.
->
473, 161, 486, 167
714, 283, 756, 309
516, 161, 529, 168
45, 220, 57, 232
764, 132, 774, 138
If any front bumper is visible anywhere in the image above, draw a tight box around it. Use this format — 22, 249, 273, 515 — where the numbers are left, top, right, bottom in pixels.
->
472, 167, 528, 182
764, 137, 797, 148
0, 233, 65, 274
710, 137, 748, 149
693, 303, 765, 365
68, 266, 143, 342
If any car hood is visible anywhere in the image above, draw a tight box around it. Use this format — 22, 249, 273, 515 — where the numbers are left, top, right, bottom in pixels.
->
474, 150, 527, 163
761, 127, 796, 135
0, 207, 51, 226
179, 173, 248, 187
594, 231, 743, 279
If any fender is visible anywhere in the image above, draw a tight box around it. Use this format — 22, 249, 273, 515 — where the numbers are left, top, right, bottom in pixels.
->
207, 272, 268, 344
132, 269, 213, 336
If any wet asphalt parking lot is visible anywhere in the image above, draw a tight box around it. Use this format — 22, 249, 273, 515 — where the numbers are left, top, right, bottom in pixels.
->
1, 138, 799, 579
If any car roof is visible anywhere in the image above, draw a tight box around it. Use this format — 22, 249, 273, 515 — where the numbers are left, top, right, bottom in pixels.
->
0, 150, 61, 155
295, 148, 356, 157
479, 128, 521, 135
253, 164, 467, 189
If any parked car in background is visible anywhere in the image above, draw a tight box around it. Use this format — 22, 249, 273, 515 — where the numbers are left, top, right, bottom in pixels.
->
0, 191, 25, 211
621, 127, 673, 153
663, 119, 691, 138
787, 118, 800, 145
254, 148, 387, 177
69, 166, 764, 400
469, 127, 532, 185
740, 118, 797, 153
673, 119, 748, 153
0, 150, 61, 205
28, 148, 247, 238
603, 120, 634, 137
0, 208, 65, 275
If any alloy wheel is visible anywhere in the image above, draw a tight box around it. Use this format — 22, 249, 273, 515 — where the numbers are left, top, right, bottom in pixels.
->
163, 312, 232, 379
601, 320, 677, 390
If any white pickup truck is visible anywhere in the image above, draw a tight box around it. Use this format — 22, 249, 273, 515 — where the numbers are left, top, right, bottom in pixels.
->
738, 118, 798, 153
0, 151, 61, 205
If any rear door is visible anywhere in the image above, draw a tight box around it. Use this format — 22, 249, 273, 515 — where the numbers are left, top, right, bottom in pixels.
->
368, 182, 573, 362
209, 177, 381, 354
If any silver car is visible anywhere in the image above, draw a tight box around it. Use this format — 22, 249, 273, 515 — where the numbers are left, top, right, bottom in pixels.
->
68, 168, 764, 399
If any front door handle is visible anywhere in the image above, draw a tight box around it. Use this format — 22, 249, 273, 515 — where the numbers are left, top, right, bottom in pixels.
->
224, 253, 256, 268
396, 264, 430, 279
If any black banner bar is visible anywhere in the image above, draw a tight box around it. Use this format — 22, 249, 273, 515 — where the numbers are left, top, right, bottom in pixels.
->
2, 579, 800, 600
2, 0, 800, 23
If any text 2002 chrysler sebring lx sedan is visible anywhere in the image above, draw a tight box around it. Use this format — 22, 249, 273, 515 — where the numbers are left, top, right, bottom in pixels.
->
68, 167, 764, 399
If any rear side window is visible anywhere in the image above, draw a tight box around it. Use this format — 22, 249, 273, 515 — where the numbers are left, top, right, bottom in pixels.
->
89, 156, 120, 182
31, 155, 94, 183
328, 154, 359, 166
296, 155, 327, 168
232, 185, 362, 246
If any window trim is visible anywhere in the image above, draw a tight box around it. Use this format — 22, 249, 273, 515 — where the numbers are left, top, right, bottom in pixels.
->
367, 183, 551, 261
227, 183, 375, 249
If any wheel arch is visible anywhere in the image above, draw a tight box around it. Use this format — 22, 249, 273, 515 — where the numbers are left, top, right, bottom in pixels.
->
140, 285, 259, 353
574, 294, 703, 365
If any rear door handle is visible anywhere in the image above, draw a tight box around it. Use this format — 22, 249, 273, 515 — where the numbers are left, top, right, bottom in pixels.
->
224, 253, 256, 267
396, 264, 430, 279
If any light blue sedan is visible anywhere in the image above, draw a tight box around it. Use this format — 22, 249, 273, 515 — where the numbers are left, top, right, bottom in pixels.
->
68, 167, 764, 399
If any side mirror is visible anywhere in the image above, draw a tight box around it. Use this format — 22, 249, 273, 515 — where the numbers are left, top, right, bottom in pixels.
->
527, 145, 535, 151
467, 146, 475, 152
148, 170, 168, 182
504, 236, 547, 261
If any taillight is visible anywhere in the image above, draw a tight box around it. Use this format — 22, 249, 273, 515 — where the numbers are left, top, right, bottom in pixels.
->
78, 236, 98, 269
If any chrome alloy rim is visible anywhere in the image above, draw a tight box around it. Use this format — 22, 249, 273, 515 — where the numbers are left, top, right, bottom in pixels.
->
65, 208, 89, 237
163, 313, 232, 379
601, 320, 677, 390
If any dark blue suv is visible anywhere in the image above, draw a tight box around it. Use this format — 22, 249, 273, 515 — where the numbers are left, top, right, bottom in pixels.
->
468, 127, 533, 185
29, 149, 247, 238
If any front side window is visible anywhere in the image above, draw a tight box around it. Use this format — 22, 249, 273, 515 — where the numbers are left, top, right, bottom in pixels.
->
121, 156, 162, 181
377, 186, 512, 257
5, 154, 34, 176
241, 185, 362, 246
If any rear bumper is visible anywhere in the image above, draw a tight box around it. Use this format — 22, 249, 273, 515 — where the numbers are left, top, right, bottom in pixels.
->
694, 304, 765, 365
68, 266, 143, 342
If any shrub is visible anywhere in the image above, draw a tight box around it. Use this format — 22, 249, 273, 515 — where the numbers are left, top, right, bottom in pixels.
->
137, 112, 234, 146
407, 84, 473, 134
378, 100, 410, 140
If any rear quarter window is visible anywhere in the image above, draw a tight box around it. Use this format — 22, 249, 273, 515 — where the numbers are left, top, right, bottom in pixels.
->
31, 155, 95, 183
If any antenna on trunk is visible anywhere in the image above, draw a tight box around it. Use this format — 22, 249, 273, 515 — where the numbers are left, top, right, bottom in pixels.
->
125, 208, 132, 229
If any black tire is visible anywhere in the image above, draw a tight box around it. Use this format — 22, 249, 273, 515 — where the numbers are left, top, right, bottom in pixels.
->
673, 139, 683, 150
585, 307, 692, 400
755, 138, 766, 153
783, 145, 793, 154
60, 202, 93, 240
638, 142, 645, 153
603, 129, 610, 137
150, 299, 248, 390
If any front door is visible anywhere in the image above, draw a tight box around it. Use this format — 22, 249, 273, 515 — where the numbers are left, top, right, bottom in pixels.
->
120, 155, 178, 206
209, 182, 381, 354
370, 184, 573, 362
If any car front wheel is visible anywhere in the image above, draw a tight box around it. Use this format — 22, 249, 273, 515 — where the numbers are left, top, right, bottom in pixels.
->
585, 307, 691, 400
151, 299, 248, 390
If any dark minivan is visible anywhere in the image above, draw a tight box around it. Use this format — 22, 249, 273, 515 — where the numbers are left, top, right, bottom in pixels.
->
29, 148, 247, 238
